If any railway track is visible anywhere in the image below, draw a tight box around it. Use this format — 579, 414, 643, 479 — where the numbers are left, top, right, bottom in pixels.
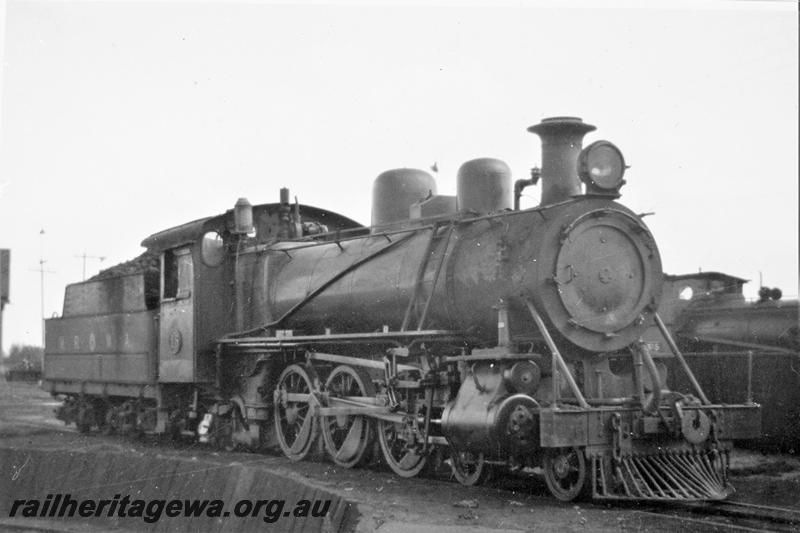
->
5, 383, 800, 532
687, 500, 800, 529
630, 499, 800, 532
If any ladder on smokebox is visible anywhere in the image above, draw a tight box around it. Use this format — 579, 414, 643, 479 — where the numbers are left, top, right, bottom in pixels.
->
400, 222, 454, 332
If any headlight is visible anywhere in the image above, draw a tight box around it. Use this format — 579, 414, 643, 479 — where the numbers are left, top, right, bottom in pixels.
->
578, 140, 626, 194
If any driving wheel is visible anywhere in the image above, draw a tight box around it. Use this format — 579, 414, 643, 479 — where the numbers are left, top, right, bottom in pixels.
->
321, 365, 375, 468
274, 364, 319, 461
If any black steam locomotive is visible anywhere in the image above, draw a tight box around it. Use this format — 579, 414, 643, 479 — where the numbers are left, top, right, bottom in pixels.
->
643, 271, 798, 450
43, 117, 760, 502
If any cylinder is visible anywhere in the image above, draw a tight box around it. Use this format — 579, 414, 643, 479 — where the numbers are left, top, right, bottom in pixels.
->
440, 360, 540, 456
457, 158, 512, 214
527, 117, 596, 205
371, 169, 437, 227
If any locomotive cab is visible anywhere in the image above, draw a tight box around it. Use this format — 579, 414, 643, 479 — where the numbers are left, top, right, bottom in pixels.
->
158, 246, 197, 381
142, 217, 231, 385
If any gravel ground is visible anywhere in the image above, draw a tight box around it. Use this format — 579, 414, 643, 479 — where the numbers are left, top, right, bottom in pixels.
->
2, 379, 798, 532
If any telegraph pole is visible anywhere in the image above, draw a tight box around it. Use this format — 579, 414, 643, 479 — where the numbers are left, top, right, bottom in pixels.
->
75, 252, 105, 281
39, 230, 45, 347
30, 230, 55, 348
0, 249, 10, 358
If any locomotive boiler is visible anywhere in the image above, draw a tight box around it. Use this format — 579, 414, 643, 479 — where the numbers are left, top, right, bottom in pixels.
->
43, 116, 760, 502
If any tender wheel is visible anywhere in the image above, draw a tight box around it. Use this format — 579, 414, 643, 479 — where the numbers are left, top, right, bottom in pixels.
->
321, 365, 375, 468
450, 449, 491, 486
76, 402, 94, 433
274, 364, 319, 461
92, 400, 109, 434
216, 405, 248, 452
542, 447, 590, 502
102, 406, 119, 435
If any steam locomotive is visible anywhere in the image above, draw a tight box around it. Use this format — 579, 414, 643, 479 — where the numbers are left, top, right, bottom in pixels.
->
43, 117, 760, 502
643, 272, 798, 449
657, 274, 798, 355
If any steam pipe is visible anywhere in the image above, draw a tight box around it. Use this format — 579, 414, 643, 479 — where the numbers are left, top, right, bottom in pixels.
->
632, 347, 646, 405
525, 299, 590, 408
513, 167, 541, 210
637, 342, 664, 413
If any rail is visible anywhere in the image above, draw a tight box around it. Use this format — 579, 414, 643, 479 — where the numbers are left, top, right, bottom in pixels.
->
641, 499, 800, 532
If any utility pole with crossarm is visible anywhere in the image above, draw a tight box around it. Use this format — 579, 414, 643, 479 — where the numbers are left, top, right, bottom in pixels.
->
0, 249, 10, 358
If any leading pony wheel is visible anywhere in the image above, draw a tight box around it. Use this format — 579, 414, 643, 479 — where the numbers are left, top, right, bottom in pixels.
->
542, 447, 590, 501
274, 364, 319, 462
321, 365, 375, 468
450, 449, 491, 486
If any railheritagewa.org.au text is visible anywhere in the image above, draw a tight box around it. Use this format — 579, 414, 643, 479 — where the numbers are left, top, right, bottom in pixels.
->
9, 494, 331, 524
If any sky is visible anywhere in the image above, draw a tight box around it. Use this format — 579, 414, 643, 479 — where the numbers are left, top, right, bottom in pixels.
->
0, 0, 797, 353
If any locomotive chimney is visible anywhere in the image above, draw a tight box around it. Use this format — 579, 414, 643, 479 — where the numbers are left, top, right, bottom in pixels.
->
528, 117, 596, 205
